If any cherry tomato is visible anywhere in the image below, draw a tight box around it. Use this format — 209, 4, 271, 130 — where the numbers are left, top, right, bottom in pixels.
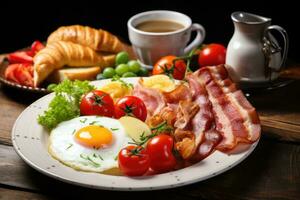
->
115, 96, 147, 121
198, 43, 226, 67
146, 134, 176, 173
153, 55, 186, 80
80, 90, 114, 117
118, 145, 150, 176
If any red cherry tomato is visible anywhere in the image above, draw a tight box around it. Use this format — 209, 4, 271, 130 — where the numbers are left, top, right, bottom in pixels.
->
118, 145, 150, 176
153, 55, 186, 80
80, 90, 114, 117
198, 43, 226, 67
114, 96, 147, 121
146, 134, 176, 173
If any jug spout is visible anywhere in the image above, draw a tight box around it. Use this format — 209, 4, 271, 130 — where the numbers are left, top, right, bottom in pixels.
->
231, 12, 271, 36
231, 11, 271, 24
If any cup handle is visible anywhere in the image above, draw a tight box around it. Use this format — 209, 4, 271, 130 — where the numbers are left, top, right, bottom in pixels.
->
265, 25, 289, 71
184, 23, 206, 54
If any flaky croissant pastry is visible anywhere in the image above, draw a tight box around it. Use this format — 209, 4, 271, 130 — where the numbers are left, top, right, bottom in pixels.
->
47, 25, 125, 53
33, 41, 113, 87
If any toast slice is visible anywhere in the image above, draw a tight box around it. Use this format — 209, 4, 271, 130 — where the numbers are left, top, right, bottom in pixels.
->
47, 66, 101, 83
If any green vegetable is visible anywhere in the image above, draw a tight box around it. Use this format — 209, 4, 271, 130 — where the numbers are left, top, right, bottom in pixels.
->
122, 72, 137, 77
128, 60, 141, 73
102, 67, 116, 78
112, 75, 134, 88
115, 64, 130, 76
116, 51, 129, 65
38, 80, 95, 130
137, 67, 149, 76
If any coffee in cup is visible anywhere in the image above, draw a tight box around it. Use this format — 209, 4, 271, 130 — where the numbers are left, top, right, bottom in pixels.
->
127, 10, 206, 66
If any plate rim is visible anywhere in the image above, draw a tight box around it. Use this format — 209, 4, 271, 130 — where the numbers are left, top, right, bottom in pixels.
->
11, 78, 260, 191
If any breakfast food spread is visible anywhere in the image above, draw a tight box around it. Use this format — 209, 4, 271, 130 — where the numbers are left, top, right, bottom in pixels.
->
38, 66, 261, 176
2, 23, 261, 177
4, 25, 134, 87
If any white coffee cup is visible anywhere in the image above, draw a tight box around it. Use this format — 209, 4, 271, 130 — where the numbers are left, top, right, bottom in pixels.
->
127, 10, 206, 66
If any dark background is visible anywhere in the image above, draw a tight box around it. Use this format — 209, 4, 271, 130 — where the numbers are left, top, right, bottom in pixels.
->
1, 0, 299, 62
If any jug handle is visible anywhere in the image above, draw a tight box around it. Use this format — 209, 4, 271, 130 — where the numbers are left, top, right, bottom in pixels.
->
265, 25, 289, 71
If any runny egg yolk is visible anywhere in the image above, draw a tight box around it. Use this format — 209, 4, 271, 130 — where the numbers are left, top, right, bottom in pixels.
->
74, 125, 113, 149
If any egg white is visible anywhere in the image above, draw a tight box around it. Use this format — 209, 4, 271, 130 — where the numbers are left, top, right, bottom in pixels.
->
48, 116, 132, 173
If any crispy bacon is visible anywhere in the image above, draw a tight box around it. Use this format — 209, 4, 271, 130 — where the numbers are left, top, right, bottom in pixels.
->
133, 65, 260, 162
148, 105, 177, 127
174, 100, 200, 130
185, 73, 222, 161
174, 129, 196, 159
197, 65, 261, 151
163, 84, 192, 103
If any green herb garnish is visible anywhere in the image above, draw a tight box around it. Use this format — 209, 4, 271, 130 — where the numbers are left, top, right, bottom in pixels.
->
80, 118, 88, 123
93, 153, 104, 161
112, 75, 133, 88
127, 121, 174, 155
110, 128, 119, 131
66, 144, 73, 150
80, 154, 101, 167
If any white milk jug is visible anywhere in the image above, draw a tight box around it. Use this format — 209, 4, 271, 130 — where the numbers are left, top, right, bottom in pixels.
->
226, 12, 289, 87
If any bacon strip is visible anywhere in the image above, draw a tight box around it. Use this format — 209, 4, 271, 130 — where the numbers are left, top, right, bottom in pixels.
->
133, 65, 260, 162
197, 65, 261, 151
185, 73, 222, 161
132, 80, 165, 117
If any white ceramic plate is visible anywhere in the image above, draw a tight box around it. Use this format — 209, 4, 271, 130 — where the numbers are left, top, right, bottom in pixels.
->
12, 78, 259, 191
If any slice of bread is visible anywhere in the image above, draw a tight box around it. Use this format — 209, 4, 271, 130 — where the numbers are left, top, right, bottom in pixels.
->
102, 54, 116, 67
47, 66, 101, 83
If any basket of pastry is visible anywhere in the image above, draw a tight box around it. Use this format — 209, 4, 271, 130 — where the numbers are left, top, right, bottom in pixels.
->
0, 25, 138, 93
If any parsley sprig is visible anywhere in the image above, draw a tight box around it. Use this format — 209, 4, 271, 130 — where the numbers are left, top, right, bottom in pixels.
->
127, 121, 173, 156
111, 75, 133, 88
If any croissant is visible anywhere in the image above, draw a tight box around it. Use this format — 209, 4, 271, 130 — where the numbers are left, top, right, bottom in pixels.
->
33, 41, 112, 87
47, 25, 125, 53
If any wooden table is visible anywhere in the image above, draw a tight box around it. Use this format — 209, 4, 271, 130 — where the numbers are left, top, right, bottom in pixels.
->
0, 79, 299, 200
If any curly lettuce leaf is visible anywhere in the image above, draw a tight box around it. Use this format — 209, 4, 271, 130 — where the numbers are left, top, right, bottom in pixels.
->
37, 80, 95, 130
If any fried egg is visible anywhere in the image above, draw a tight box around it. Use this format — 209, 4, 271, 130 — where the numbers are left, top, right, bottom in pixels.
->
48, 116, 132, 173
